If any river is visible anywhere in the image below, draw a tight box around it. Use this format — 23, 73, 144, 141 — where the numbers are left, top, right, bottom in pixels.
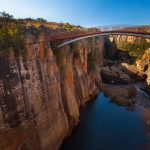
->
61, 92, 150, 150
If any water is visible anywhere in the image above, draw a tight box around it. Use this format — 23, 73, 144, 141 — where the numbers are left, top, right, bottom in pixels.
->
137, 88, 149, 98
61, 92, 149, 150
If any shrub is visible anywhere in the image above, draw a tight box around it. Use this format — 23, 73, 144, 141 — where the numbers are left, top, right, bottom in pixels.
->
0, 22, 25, 57
0, 12, 26, 57
60, 22, 80, 31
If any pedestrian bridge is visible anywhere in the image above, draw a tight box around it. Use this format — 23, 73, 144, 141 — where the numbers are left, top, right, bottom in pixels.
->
55, 31, 150, 48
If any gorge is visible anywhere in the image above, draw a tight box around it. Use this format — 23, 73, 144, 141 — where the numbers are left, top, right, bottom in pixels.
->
0, 18, 150, 150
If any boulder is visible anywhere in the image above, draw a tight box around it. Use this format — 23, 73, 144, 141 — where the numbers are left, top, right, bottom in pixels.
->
101, 66, 130, 83
101, 66, 118, 82
121, 63, 138, 75
121, 63, 147, 81
119, 73, 130, 83
100, 84, 136, 106
110, 66, 121, 73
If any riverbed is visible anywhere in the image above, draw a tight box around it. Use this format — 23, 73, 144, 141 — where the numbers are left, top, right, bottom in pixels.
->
61, 92, 150, 150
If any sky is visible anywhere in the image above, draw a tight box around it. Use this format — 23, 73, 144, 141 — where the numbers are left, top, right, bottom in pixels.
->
1, 0, 150, 27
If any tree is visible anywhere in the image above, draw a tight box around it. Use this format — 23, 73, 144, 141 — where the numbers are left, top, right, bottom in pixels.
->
0, 11, 13, 20
36, 18, 47, 22
0, 11, 14, 27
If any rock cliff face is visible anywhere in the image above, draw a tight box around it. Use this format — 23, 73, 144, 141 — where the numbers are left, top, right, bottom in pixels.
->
136, 48, 150, 94
0, 33, 104, 150
103, 36, 150, 96
109, 35, 150, 43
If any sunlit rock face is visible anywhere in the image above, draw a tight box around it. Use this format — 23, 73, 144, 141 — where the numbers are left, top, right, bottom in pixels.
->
147, 62, 150, 86
109, 35, 150, 87
136, 49, 150, 85
136, 48, 150, 95
0, 32, 105, 150
109, 35, 150, 43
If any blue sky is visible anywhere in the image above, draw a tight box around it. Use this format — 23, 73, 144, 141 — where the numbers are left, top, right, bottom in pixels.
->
1, 0, 150, 27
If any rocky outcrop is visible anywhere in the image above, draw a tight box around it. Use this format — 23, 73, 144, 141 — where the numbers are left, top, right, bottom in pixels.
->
109, 35, 150, 43
100, 84, 136, 106
0, 33, 104, 150
136, 49, 150, 95
101, 62, 146, 84
121, 63, 147, 81
101, 65, 130, 83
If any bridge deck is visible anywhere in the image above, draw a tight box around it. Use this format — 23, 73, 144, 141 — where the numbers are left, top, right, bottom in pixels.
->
48, 30, 150, 42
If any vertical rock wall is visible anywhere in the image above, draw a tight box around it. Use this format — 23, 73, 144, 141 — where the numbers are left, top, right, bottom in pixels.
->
0, 34, 105, 150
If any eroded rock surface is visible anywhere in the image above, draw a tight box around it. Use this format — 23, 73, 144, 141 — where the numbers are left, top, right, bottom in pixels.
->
101, 63, 146, 83
136, 49, 150, 95
0, 34, 104, 150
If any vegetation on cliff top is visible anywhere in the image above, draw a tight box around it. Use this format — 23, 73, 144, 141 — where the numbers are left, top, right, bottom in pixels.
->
0, 12, 99, 57
0, 12, 25, 56
116, 38, 150, 61
0, 11, 84, 57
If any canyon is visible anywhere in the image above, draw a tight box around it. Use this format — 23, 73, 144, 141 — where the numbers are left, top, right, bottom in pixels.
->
0, 30, 104, 150
0, 25, 150, 150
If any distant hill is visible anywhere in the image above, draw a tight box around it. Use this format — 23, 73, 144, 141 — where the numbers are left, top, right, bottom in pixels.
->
97, 24, 150, 32
97, 25, 138, 31
123, 25, 150, 33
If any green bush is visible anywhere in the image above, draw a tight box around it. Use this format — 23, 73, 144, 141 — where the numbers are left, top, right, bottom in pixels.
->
0, 24, 25, 56
0, 12, 25, 57
60, 22, 80, 31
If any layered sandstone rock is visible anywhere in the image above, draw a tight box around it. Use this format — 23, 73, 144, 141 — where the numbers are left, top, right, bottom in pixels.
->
109, 35, 150, 43
101, 63, 146, 83
100, 84, 136, 106
136, 49, 150, 95
121, 63, 147, 81
0, 33, 104, 150
101, 65, 131, 83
